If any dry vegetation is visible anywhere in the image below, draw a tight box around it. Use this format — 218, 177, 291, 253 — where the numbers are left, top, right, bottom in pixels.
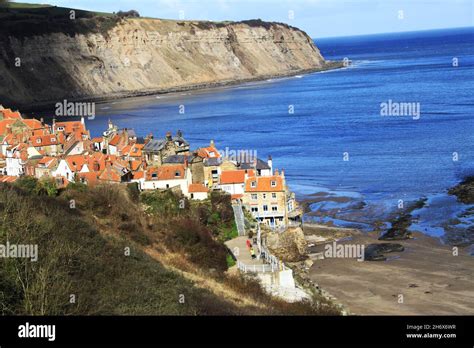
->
0, 178, 340, 315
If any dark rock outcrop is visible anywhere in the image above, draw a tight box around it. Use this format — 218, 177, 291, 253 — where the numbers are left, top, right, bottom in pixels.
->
448, 176, 474, 204
364, 243, 404, 261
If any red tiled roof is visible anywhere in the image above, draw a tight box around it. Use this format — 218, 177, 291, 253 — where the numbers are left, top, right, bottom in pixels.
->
133, 171, 145, 180
22, 119, 44, 129
109, 134, 121, 146
220, 170, 246, 184
65, 155, 89, 172
0, 109, 22, 119
55, 121, 87, 135
0, 175, 18, 183
0, 119, 17, 136
77, 171, 100, 185
197, 145, 220, 159
130, 160, 142, 171
146, 165, 186, 181
245, 175, 284, 192
129, 143, 143, 157
98, 166, 122, 182
188, 183, 209, 193
29, 134, 59, 147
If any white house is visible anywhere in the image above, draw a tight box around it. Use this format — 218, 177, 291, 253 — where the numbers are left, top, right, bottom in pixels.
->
185, 183, 209, 200
5, 144, 27, 177
138, 164, 190, 194
219, 170, 250, 195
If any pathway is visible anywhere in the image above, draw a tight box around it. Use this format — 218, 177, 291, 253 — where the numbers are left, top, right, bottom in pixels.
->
232, 203, 246, 236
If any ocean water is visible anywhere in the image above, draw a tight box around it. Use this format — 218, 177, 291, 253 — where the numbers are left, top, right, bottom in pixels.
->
39, 27, 474, 242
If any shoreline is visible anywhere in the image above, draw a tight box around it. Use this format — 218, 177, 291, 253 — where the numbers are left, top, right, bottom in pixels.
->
299, 223, 474, 315
19, 61, 343, 113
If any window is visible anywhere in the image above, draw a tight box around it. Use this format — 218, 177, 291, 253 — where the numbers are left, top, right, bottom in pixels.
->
58, 127, 65, 131
251, 181, 256, 188
175, 171, 180, 177
51, 137, 56, 142
262, 193, 266, 199
272, 206, 278, 212
251, 207, 258, 213
36, 138, 41, 144
272, 193, 277, 199
251, 194, 257, 200
151, 173, 157, 178
263, 205, 268, 212
271, 180, 276, 187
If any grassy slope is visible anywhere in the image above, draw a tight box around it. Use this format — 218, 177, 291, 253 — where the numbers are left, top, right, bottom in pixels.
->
0, 2, 119, 38
0, 179, 340, 315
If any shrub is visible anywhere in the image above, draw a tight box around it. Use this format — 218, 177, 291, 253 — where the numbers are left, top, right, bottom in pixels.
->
35, 178, 58, 197
116, 10, 140, 18
126, 182, 140, 203
13, 176, 38, 194
165, 217, 228, 272
141, 190, 184, 216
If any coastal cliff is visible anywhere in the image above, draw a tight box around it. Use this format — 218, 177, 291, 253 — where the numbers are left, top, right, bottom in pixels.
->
0, 9, 330, 108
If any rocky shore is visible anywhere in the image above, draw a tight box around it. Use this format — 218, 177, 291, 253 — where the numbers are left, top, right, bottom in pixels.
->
294, 222, 474, 315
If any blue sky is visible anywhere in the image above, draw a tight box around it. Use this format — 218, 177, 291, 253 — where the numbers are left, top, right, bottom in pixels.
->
24, 0, 473, 37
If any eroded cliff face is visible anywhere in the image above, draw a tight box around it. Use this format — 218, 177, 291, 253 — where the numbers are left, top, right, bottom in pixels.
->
0, 18, 326, 107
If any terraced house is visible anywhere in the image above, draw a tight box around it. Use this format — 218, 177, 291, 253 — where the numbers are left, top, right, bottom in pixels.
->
0, 104, 301, 230
242, 169, 302, 229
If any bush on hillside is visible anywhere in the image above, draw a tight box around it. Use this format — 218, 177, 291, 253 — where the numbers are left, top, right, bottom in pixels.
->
116, 10, 140, 18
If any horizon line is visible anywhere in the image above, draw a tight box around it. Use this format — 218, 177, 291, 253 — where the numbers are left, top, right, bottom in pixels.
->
312, 25, 474, 40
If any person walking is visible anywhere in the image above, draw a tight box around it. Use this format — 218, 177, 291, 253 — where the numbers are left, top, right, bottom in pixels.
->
250, 248, 256, 259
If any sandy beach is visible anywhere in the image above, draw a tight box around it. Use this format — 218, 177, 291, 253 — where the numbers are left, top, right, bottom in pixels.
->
304, 224, 474, 315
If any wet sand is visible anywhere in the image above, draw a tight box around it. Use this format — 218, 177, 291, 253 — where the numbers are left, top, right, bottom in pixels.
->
305, 225, 474, 315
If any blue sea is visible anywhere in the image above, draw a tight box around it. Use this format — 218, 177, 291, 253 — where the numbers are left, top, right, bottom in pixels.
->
40, 27, 474, 243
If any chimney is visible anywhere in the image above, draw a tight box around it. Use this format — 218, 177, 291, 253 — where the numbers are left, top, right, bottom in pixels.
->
177, 130, 183, 138
6, 124, 12, 135
80, 116, 85, 125
93, 160, 100, 172
184, 156, 189, 168
267, 155, 273, 175
52, 118, 56, 134
275, 168, 279, 176
210, 139, 214, 147
166, 131, 172, 141
40, 117, 44, 126
281, 169, 285, 178
108, 119, 113, 130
